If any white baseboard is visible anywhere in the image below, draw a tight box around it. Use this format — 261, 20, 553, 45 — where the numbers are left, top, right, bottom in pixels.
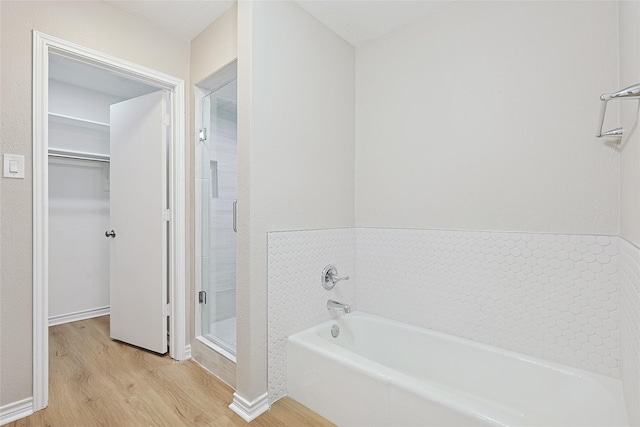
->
0, 397, 33, 425
48, 306, 110, 326
229, 392, 269, 422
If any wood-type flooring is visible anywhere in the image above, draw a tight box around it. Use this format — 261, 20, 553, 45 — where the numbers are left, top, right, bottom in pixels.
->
7, 316, 334, 426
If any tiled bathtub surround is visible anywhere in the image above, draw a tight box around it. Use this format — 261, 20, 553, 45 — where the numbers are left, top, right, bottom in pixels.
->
619, 238, 640, 425
267, 228, 356, 402
357, 229, 620, 378
267, 228, 624, 406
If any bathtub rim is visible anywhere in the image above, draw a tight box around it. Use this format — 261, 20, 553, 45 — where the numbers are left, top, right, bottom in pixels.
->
289, 311, 623, 388
286, 311, 628, 426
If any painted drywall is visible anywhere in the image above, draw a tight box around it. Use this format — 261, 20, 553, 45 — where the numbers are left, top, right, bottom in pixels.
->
190, 4, 237, 87
0, 0, 189, 407
619, 1, 640, 248
237, 0, 355, 405
355, 1, 620, 235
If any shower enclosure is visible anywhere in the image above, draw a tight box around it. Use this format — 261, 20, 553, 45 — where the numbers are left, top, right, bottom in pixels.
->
197, 75, 237, 358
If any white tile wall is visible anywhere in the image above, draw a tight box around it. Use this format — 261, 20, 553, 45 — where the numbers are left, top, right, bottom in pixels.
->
208, 109, 237, 322
267, 227, 628, 408
267, 228, 356, 402
619, 238, 640, 425
357, 229, 620, 378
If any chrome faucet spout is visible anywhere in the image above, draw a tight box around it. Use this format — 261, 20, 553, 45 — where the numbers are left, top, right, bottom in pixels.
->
327, 299, 351, 314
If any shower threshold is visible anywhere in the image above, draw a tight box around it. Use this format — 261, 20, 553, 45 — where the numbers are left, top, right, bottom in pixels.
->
203, 316, 236, 360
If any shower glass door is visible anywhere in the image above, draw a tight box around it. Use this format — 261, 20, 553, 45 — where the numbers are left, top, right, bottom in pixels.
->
199, 78, 237, 357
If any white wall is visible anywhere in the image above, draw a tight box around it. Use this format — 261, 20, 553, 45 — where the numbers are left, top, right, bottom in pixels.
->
355, 1, 620, 235
190, 4, 237, 88
618, 2, 640, 424
0, 0, 189, 407
237, 0, 355, 406
619, 1, 640, 248
48, 159, 110, 323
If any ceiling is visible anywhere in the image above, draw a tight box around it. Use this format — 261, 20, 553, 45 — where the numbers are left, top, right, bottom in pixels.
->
103, 0, 453, 47
50, 1, 451, 97
295, 1, 453, 47
104, 0, 236, 41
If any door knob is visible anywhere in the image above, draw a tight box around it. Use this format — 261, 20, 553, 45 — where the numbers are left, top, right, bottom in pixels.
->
105, 230, 116, 238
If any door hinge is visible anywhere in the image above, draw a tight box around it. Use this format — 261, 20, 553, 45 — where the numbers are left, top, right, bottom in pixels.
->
198, 128, 207, 142
163, 303, 171, 316
162, 209, 171, 222
198, 290, 207, 304
163, 114, 170, 127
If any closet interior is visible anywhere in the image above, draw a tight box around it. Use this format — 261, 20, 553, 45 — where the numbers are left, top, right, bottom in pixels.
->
47, 54, 158, 326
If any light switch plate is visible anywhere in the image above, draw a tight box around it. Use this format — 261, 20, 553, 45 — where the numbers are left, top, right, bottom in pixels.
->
3, 154, 25, 179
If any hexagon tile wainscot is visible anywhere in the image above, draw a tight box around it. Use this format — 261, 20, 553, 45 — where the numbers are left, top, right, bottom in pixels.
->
267, 227, 625, 405
356, 229, 620, 378
267, 228, 356, 403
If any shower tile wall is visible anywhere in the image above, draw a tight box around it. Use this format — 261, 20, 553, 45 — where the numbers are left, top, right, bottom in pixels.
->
208, 99, 237, 322
619, 238, 640, 425
267, 228, 356, 403
267, 228, 627, 404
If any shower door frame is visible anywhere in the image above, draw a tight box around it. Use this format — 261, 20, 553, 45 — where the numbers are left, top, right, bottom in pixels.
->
194, 60, 237, 362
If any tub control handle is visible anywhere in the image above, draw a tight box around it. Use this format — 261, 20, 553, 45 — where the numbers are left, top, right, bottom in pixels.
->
322, 265, 350, 290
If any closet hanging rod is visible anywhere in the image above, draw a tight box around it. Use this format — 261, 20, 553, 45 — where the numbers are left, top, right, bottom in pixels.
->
596, 83, 640, 138
48, 148, 110, 163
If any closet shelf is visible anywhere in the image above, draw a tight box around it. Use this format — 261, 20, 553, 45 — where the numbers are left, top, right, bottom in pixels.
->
48, 112, 110, 132
48, 148, 110, 163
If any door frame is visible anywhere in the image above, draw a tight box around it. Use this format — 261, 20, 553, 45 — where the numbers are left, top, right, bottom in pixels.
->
32, 31, 187, 411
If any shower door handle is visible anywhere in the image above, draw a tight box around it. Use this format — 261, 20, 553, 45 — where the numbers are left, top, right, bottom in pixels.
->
233, 200, 237, 233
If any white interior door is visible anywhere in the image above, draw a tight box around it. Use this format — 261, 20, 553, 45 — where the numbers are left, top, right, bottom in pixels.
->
109, 90, 168, 354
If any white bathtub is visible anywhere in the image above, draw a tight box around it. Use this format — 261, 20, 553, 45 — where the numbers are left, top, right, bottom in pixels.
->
287, 312, 628, 427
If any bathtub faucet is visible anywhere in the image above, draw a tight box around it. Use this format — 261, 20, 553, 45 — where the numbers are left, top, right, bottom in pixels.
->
327, 299, 351, 314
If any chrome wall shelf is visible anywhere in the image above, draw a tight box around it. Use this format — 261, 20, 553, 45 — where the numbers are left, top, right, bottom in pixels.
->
596, 83, 640, 138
